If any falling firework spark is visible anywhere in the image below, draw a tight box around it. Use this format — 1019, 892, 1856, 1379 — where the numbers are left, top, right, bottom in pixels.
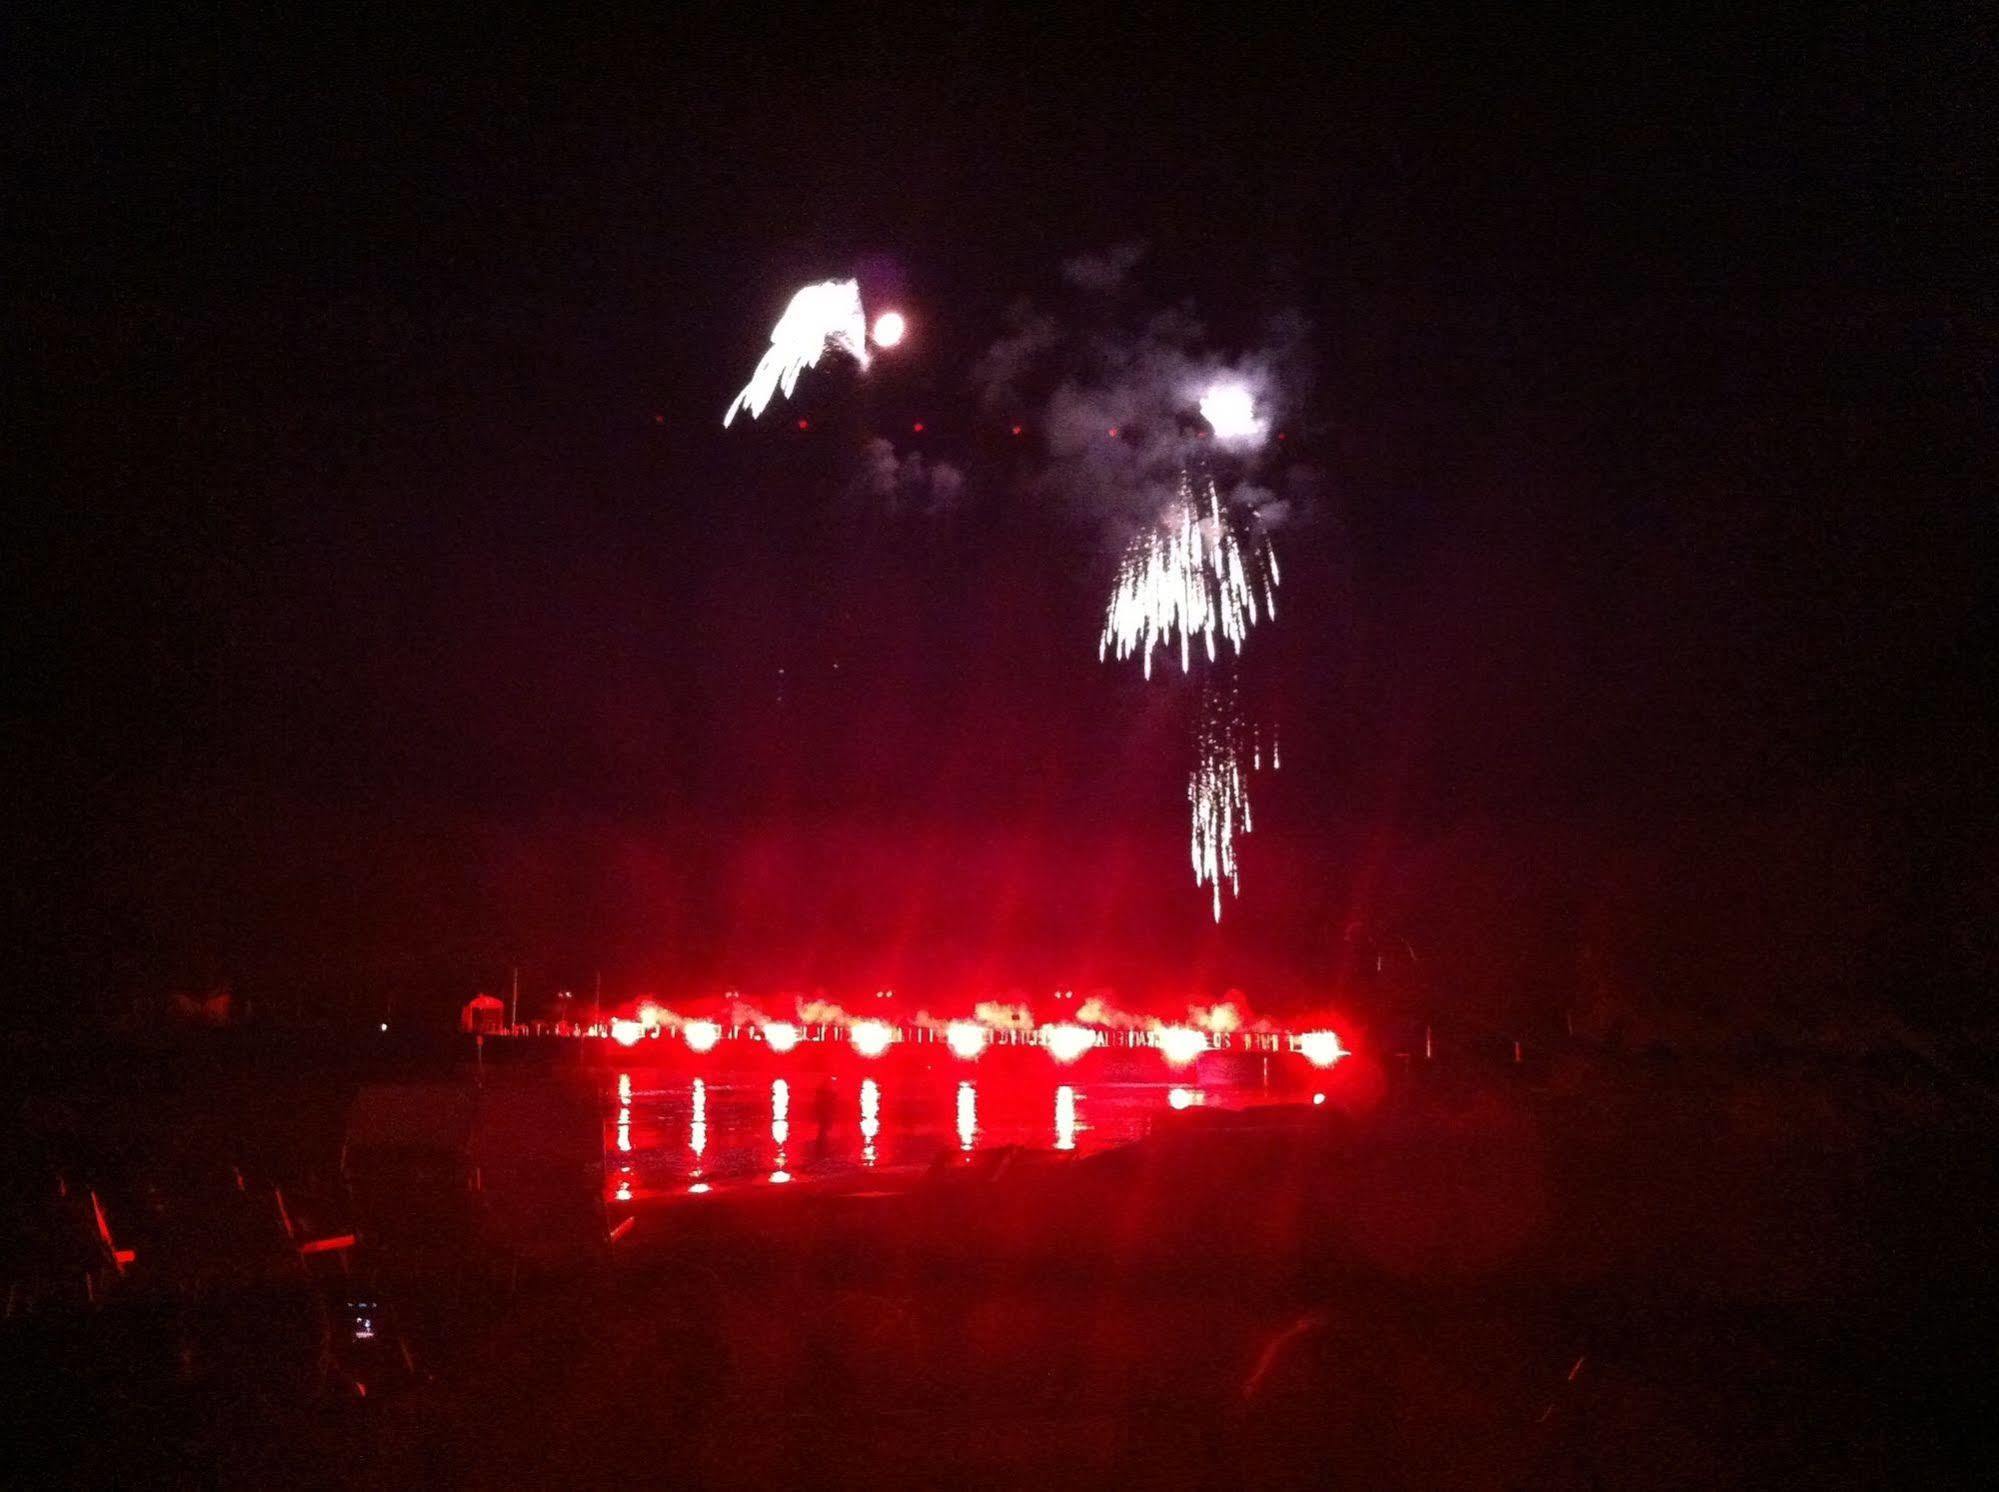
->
1100, 470, 1280, 679
723, 279, 871, 426
1189, 683, 1274, 921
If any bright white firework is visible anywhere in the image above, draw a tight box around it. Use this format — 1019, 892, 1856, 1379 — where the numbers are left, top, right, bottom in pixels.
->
872, 309, 906, 347
1199, 382, 1266, 446
723, 279, 870, 426
1189, 683, 1275, 921
1100, 470, 1280, 679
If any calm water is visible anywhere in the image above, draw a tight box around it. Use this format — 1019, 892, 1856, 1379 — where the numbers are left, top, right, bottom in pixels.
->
606, 1070, 1253, 1199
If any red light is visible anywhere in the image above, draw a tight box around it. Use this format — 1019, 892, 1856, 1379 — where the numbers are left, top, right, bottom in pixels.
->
1041, 1023, 1096, 1064
762, 1021, 799, 1053
610, 1019, 643, 1047
1295, 1030, 1346, 1068
850, 1020, 894, 1058
1010, 424, 1023, 436
652, 413, 664, 425
945, 1021, 988, 1060
913, 421, 925, 433
682, 1019, 723, 1054
1154, 1026, 1207, 1066
1107, 426, 1119, 437
797, 418, 810, 430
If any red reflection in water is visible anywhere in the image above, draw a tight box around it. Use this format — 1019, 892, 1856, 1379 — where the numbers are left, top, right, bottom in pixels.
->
689, 1181, 711, 1194
956, 1081, 977, 1151
683, 1019, 723, 1053
1041, 1024, 1096, 1064
945, 1021, 988, 1060
690, 1078, 707, 1185
1154, 1026, 1207, 1066
771, 1078, 790, 1181
850, 1020, 894, 1058
1055, 1085, 1078, 1149
616, 1069, 632, 1152
860, 1077, 880, 1167
617, 1073, 633, 1103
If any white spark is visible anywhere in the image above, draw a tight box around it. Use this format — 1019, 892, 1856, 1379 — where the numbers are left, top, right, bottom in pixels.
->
872, 310, 906, 348
1099, 471, 1279, 679
723, 279, 870, 426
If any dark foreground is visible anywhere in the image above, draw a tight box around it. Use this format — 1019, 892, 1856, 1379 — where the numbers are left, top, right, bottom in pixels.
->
5, 1036, 1995, 1488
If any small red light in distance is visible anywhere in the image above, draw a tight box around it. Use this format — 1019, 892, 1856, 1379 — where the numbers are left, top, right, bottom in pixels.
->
797, 418, 810, 430
1010, 424, 1023, 436
913, 421, 925, 433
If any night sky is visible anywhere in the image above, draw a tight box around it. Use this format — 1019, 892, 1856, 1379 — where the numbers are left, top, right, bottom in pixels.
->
10, 11, 1989, 1030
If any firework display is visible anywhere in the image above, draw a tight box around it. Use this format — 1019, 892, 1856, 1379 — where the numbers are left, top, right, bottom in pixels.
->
1099, 470, 1280, 679
723, 279, 872, 426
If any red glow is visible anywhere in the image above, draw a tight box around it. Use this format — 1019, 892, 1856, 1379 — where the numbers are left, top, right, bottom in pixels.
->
945, 1021, 988, 1060
796, 417, 810, 430
762, 1021, 800, 1053
1054, 1085, 1078, 1149
682, 1019, 723, 1053
1041, 1023, 1096, 1064
1154, 1026, 1208, 1066
610, 1019, 643, 1047
1295, 1030, 1347, 1067
850, 1019, 894, 1058
688, 1181, 711, 1194
912, 421, 925, 433
956, 1081, 977, 1151
1107, 426, 1119, 437
1010, 424, 1023, 436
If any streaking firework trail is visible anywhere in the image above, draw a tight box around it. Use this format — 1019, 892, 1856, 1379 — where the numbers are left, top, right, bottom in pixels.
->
1100, 470, 1280, 679
1189, 683, 1266, 921
723, 279, 870, 426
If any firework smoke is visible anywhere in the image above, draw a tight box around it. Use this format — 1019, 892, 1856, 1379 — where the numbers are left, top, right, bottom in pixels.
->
723, 279, 870, 426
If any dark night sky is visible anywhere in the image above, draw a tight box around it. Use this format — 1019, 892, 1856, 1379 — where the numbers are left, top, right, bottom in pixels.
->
8, 10, 1990, 1029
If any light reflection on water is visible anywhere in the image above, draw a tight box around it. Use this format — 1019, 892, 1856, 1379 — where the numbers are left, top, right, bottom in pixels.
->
608, 1072, 1210, 1197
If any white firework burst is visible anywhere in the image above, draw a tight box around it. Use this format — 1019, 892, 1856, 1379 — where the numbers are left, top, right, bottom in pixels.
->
723, 279, 871, 426
1100, 470, 1279, 679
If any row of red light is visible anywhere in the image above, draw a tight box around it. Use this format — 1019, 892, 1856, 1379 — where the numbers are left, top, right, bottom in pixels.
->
783, 422, 1289, 441
609, 1016, 1345, 1068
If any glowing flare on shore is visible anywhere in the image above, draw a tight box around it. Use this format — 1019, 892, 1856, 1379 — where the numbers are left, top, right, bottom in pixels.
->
945, 1021, 989, 1060
1041, 1023, 1096, 1064
1154, 1025, 1208, 1066
1295, 1030, 1347, 1067
610, 1019, 643, 1047
850, 1019, 894, 1058
682, 1019, 723, 1053
761, 1021, 799, 1053
724, 279, 870, 426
